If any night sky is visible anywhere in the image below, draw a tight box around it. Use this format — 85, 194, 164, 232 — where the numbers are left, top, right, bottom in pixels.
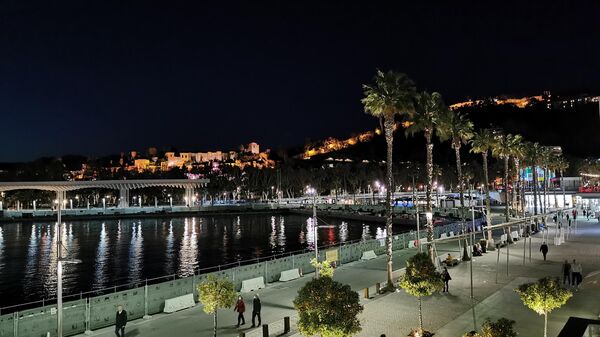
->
1, 1, 599, 162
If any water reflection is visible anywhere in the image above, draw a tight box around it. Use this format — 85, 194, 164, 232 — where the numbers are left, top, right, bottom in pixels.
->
1, 214, 400, 308
165, 220, 174, 275
339, 222, 348, 243
177, 218, 198, 277
128, 222, 143, 283
93, 223, 109, 290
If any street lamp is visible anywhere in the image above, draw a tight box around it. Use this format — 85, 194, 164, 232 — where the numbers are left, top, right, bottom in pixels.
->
305, 186, 334, 278
55, 194, 82, 337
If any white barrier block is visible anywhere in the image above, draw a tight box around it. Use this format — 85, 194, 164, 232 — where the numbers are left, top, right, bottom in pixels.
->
440, 233, 448, 239
511, 231, 520, 240
279, 268, 301, 282
361, 250, 377, 260
500, 234, 507, 243
449, 231, 455, 237
240, 276, 265, 292
163, 293, 195, 313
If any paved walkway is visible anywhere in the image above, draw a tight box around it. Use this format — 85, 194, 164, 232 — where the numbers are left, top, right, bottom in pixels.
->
76, 215, 600, 337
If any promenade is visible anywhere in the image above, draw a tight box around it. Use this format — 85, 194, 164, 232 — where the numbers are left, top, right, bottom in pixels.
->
75, 215, 600, 337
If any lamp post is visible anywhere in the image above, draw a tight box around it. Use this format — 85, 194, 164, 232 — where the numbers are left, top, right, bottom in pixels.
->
306, 186, 334, 278
56, 193, 82, 337
169, 194, 173, 208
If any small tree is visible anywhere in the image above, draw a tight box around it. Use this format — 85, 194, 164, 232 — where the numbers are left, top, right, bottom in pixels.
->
198, 275, 237, 337
310, 258, 335, 278
399, 252, 444, 336
515, 277, 572, 337
462, 318, 517, 337
294, 276, 363, 337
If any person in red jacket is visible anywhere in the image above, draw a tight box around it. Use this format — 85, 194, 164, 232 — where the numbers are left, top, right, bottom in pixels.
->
234, 296, 246, 327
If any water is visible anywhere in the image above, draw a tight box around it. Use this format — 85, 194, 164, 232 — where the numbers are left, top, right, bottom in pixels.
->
0, 213, 398, 308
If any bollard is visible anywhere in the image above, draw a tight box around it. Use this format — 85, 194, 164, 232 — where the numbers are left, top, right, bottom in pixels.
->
375, 282, 381, 294
363, 287, 369, 299
284, 316, 290, 333
262, 324, 269, 337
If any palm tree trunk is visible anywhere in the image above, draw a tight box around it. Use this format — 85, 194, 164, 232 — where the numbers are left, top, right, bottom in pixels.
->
513, 159, 520, 217
533, 165, 539, 215
425, 131, 434, 258
504, 156, 510, 222
454, 143, 468, 260
544, 312, 548, 337
543, 164, 549, 212
213, 311, 218, 337
418, 296, 423, 332
482, 152, 492, 242
384, 116, 394, 287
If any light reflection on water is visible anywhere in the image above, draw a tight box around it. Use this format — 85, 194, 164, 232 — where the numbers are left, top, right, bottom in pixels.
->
0, 214, 408, 308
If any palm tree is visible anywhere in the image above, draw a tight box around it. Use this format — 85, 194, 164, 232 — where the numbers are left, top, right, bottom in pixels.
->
539, 146, 553, 213
555, 157, 569, 207
469, 128, 495, 242
510, 135, 525, 217
524, 142, 542, 215
439, 110, 473, 261
440, 111, 473, 219
492, 133, 521, 222
405, 91, 448, 258
362, 70, 416, 287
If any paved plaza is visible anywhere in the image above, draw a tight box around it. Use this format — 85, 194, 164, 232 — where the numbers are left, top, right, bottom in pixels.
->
75, 215, 600, 337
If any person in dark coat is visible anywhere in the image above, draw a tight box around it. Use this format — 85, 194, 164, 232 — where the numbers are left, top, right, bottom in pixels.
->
251, 294, 262, 328
234, 296, 246, 327
540, 242, 549, 261
115, 305, 127, 337
441, 267, 451, 293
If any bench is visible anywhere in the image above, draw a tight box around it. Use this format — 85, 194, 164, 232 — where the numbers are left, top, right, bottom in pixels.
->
163, 293, 195, 313
279, 268, 301, 282
240, 276, 266, 293
361, 250, 377, 260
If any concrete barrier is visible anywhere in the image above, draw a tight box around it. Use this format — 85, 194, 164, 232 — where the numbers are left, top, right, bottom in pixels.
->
163, 293, 195, 313
360, 250, 377, 260
240, 277, 265, 293
440, 233, 448, 239
279, 268, 301, 282
511, 231, 520, 241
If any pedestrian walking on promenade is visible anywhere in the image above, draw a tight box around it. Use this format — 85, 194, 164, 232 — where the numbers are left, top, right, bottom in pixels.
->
234, 296, 246, 327
442, 267, 451, 292
115, 305, 127, 337
251, 294, 261, 328
571, 259, 583, 289
562, 260, 571, 285
540, 242, 549, 261
573, 209, 577, 219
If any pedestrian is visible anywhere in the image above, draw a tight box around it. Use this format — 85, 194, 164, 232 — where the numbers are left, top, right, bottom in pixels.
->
442, 267, 451, 292
573, 209, 577, 219
115, 305, 127, 337
571, 259, 582, 289
566, 214, 570, 222
568, 218, 572, 228
251, 294, 261, 328
562, 260, 571, 285
583, 209, 587, 218
553, 214, 557, 223
234, 295, 246, 327
540, 242, 549, 261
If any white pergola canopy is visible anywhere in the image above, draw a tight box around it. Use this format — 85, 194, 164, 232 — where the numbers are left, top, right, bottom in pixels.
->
0, 179, 209, 193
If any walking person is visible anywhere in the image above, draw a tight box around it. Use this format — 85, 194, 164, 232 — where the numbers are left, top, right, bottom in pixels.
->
540, 242, 549, 261
234, 296, 246, 327
571, 259, 582, 290
442, 267, 451, 293
562, 260, 571, 285
115, 305, 127, 337
251, 294, 261, 328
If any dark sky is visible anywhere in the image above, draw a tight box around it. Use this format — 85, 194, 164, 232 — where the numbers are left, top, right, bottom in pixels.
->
1, 1, 599, 162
